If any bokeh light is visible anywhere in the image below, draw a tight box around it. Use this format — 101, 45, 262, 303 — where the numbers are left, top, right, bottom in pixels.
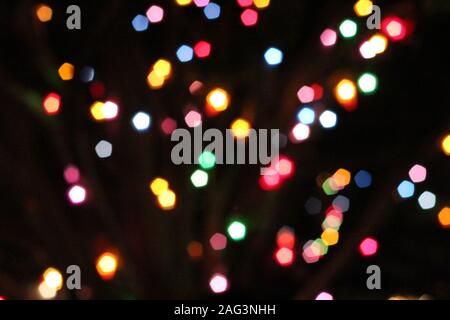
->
354, 170, 372, 188
58, 62, 74, 81
297, 107, 315, 125
132, 111, 152, 132
157, 189, 177, 210
382, 16, 407, 41
43, 93, 61, 115
199, 151, 216, 170
297, 86, 315, 103
36, 4, 53, 22
241, 9, 258, 27
43, 267, 63, 290
95, 140, 113, 159
206, 88, 230, 113
204, 3, 221, 20
408, 164, 427, 183
319, 110, 337, 129
315, 292, 334, 300
418, 191, 436, 210
231, 118, 251, 139
357, 72, 378, 94
150, 178, 169, 197
176, 45, 194, 63
132, 14, 149, 32
320, 28, 337, 47
191, 169, 209, 188
354, 0, 373, 17
274, 247, 294, 267
264, 47, 283, 66
146, 5, 164, 24
441, 134, 450, 156
209, 273, 228, 294
227, 220, 247, 241
359, 237, 378, 257
438, 207, 450, 228
67, 185, 87, 205
210, 233, 227, 251
194, 41, 212, 58
339, 19, 358, 38
96, 252, 118, 281
397, 180, 415, 199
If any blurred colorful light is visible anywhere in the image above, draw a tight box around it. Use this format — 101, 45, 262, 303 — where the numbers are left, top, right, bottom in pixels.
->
418, 191, 436, 210
297, 86, 315, 103
43, 267, 63, 290
339, 19, 358, 38
354, 170, 372, 188
43, 93, 61, 115
199, 151, 216, 170
231, 118, 251, 139
209, 273, 228, 294
206, 88, 230, 112
354, 0, 373, 17
320, 28, 337, 47
397, 180, 415, 199
274, 247, 294, 267
132, 14, 149, 32
36, 4, 53, 22
150, 178, 169, 196
194, 41, 212, 58
68, 185, 87, 205
319, 110, 337, 129
357, 72, 378, 94
146, 5, 164, 23
158, 190, 177, 210
438, 207, 450, 228
382, 17, 407, 41
227, 221, 247, 241
176, 45, 194, 63
297, 107, 315, 125
210, 233, 227, 251
442, 134, 450, 156
95, 140, 113, 159
58, 62, 74, 81
191, 169, 209, 188
291, 123, 310, 142
359, 237, 378, 256
408, 164, 427, 183
264, 47, 283, 66
204, 3, 221, 20
241, 9, 258, 27
96, 252, 118, 281
132, 111, 152, 132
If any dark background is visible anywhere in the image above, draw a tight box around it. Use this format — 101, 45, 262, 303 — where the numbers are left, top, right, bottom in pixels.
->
0, 0, 449, 299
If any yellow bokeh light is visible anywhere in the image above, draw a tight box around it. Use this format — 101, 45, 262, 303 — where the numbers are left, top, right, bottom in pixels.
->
442, 134, 450, 156
153, 59, 172, 79
90, 101, 106, 121
58, 62, 75, 81
354, 0, 373, 17
231, 118, 251, 139
176, 0, 192, 5
43, 267, 63, 290
36, 4, 53, 22
369, 34, 388, 54
438, 207, 450, 228
254, 0, 271, 9
321, 228, 339, 246
206, 88, 230, 112
96, 252, 118, 280
38, 281, 57, 299
147, 70, 165, 89
150, 178, 169, 196
158, 189, 176, 210
335, 79, 357, 102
